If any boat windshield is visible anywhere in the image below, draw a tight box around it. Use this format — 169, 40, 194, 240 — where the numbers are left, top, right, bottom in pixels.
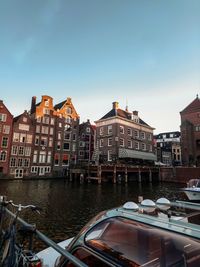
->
85, 217, 200, 267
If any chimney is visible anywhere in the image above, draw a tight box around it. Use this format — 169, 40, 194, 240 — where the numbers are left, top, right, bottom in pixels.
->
31, 96, 36, 114
112, 101, 119, 110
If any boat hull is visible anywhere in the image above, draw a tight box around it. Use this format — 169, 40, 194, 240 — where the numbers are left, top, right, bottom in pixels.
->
36, 238, 73, 267
183, 189, 200, 201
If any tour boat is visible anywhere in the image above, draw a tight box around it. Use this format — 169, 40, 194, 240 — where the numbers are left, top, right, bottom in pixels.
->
37, 198, 200, 267
182, 179, 200, 201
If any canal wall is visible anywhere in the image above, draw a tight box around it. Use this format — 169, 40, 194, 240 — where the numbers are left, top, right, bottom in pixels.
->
160, 167, 200, 184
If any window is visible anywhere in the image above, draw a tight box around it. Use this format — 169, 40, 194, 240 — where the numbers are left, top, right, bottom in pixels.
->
128, 140, 132, 148
47, 151, 51, 164
42, 116, 49, 124
127, 128, 132, 136
73, 134, 76, 141
26, 134, 32, 144
134, 130, 139, 138
64, 132, 70, 140
108, 138, 112, 146
20, 133, 26, 143
49, 137, 53, 147
31, 166, 38, 173
149, 144, 152, 152
35, 136, 39, 145
63, 142, 70, 150
120, 138, 124, 147
141, 132, 145, 139
39, 151, 46, 163
41, 126, 49, 134
50, 127, 54, 135
23, 117, 27, 122
36, 125, 40, 133
108, 125, 112, 134
41, 137, 48, 146
108, 150, 112, 161
65, 117, 71, 124
135, 141, 139, 150
58, 132, 62, 140
43, 108, 50, 115
18, 158, 23, 167
147, 133, 152, 141
67, 107, 72, 114
86, 127, 90, 133
3, 125, 10, 134
2, 137, 8, 148
25, 147, 31, 156
141, 143, 146, 151
0, 113, 7, 122
120, 126, 124, 134
44, 99, 49, 107
79, 151, 84, 156
62, 154, 69, 165
36, 117, 41, 123
11, 146, 18, 155
18, 146, 24, 156
33, 150, 38, 163
79, 141, 85, 147
10, 157, 16, 167
24, 159, 30, 167
59, 122, 62, 128
54, 154, 59, 165
72, 143, 76, 152
13, 133, 19, 142
57, 141, 61, 150
50, 118, 55, 125
100, 139, 103, 147
0, 151, 7, 161
100, 127, 104, 135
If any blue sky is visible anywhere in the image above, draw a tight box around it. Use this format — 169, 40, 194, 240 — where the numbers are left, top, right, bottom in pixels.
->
0, 0, 199, 133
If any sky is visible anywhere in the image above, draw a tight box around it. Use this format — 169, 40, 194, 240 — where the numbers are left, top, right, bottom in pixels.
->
0, 0, 200, 134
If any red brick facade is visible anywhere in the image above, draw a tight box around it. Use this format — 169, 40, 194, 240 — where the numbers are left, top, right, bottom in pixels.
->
180, 96, 200, 166
0, 100, 13, 175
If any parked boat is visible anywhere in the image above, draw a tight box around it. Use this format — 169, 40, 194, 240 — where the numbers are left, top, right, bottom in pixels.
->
37, 198, 200, 267
182, 179, 200, 201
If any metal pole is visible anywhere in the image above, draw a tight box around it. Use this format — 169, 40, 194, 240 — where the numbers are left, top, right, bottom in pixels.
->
4, 209, 87, 267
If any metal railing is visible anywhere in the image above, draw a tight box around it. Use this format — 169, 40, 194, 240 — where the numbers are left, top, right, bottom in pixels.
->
0, 198, 87, 267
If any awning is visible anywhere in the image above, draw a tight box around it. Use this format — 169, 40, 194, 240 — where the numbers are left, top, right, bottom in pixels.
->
119, 148, 156, 161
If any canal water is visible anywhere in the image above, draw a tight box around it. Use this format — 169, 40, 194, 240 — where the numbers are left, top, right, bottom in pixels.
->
0, 179, 187, 250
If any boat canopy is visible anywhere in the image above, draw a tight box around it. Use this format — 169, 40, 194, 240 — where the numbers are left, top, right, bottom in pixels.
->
85, 217, 200, 267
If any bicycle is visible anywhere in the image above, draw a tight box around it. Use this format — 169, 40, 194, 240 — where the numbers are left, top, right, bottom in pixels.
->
0, 197, 42, 267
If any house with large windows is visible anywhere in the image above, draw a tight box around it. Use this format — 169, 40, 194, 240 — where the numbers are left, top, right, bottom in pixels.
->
9, 110, 34, 178
94, 102, 156, 165
0, 100, 13, 176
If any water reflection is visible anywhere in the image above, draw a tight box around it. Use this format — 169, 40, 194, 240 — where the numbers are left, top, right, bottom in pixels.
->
0, 179, 186, 245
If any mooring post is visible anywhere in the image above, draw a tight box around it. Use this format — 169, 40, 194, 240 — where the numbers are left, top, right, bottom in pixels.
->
138, 170, 142, 183
113, 165, 116, 184
125, 167, 128, 183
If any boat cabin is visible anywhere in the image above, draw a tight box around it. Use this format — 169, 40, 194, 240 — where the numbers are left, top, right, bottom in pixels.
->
55, 199, 200, 267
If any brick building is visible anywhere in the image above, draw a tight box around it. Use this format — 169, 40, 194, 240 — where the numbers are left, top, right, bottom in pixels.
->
180, 95, 200, 166
94, 102, 156, 165
154, 131, 181, 166
9, 110, 34, 178
78, 120, 96, 164
0, 100, 13, 176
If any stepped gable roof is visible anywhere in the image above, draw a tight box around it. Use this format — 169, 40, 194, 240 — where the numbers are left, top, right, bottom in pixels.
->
100, 108, 149, 126
54, 100, 66, 110
180, 96, 200, 114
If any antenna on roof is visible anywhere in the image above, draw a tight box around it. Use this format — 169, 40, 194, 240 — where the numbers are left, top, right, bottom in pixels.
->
125, 98, 128, 112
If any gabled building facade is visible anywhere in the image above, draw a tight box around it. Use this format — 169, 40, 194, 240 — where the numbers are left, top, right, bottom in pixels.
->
94, 102, 156, 165
9, 111, 34, 178
78, 120, 96, 164
154, 131, 181, 166
0, 100, 13, 176
30, 95, 56, 177
53, 98, 79, 176
180, 95, 200, 166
